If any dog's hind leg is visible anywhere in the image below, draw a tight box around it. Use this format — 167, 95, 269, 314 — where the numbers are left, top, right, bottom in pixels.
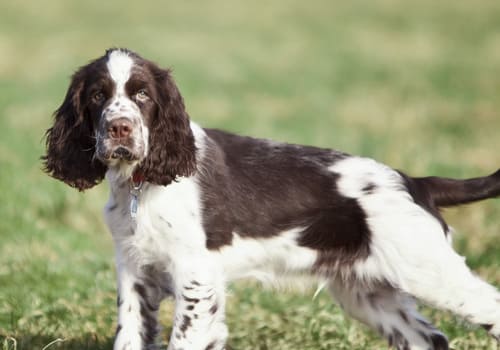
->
355, 209, 500, 342
384, 237, 500, 341
329, 281, 448, 350
415, 252, 500, 341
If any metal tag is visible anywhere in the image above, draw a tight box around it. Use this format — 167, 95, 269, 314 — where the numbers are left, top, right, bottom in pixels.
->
130, 193, 139, 219
129, 180, 143, 220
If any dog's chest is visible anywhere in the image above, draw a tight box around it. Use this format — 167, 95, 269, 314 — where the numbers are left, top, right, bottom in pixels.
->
104, 178, 207, 267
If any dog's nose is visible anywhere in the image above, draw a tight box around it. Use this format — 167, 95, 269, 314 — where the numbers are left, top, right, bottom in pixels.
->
108, 118, 133, 139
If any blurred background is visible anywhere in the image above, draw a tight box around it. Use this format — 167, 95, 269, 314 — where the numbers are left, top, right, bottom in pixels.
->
0, 0, 499, 349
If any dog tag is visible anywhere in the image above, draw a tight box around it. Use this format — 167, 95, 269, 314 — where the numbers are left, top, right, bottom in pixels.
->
129, 178, 143, 220
130, 193, 139, 219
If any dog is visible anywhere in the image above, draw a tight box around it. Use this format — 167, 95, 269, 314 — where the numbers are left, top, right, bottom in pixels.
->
43, 48, 500, 350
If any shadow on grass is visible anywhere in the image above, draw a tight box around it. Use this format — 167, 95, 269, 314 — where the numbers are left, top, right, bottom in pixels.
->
0, 333, 236, 350
1, 334, 114, 350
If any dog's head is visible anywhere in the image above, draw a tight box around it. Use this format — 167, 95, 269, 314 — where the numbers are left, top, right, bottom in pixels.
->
43, 48, 196, 190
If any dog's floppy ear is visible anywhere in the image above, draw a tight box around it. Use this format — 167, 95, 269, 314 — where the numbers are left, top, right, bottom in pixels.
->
140, 67, 197, 186
43, 68, 107, 191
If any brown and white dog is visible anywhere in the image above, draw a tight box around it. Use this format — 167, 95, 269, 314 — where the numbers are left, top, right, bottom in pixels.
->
43, 48, 500, 350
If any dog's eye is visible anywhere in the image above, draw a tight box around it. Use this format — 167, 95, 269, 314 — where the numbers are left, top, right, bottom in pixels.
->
93, 91, 105, 103
136, 89, 149, 102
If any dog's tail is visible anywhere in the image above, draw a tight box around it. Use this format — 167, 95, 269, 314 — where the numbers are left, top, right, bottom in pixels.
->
409, 169, 500, 208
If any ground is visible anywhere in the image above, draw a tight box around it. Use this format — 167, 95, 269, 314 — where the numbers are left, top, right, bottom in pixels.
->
0, 0, 499, 349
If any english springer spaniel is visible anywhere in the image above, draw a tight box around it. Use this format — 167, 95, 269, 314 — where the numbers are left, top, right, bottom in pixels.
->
43, 48, 500, 350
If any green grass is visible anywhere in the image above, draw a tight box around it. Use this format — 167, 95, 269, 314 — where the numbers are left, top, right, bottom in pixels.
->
1, 0, 499, 349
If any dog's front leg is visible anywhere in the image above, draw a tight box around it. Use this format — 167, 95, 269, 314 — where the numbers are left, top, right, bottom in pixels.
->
114, 253, 160, 350
168, 256, 228, 350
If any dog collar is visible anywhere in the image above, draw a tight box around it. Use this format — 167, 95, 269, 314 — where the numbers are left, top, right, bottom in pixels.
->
131, 170, 145, 186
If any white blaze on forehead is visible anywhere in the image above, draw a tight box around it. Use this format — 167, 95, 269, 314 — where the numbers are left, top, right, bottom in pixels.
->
106, 50, 134, 94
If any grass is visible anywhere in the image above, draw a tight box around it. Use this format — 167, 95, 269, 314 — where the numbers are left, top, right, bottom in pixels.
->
0, 0, 499, 349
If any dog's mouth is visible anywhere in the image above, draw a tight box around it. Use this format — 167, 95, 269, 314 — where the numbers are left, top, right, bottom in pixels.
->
96, 143, 143, 164
111, 146, 135, 161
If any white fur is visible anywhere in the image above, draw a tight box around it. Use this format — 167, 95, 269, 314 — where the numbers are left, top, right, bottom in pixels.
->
190, 121, 208, 157
113, 251, 144, 350
107, 50, 133, 95
215, 229, 318, 283
330, 157, 444, 288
